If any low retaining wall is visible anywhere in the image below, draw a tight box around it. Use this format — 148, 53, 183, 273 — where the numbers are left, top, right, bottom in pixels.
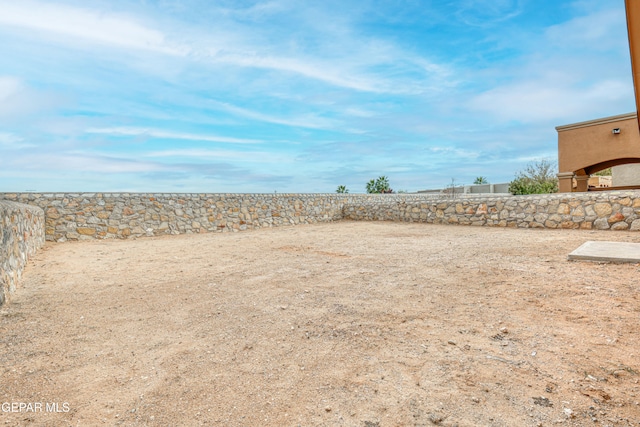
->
0, 193, 434, 242
0, 201, 45, 305
1, 191, 640, 246
343, 191, 640, 230
1, 191, 639, 305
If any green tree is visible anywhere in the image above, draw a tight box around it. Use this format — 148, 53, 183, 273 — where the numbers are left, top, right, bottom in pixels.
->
473, 176, 488, 185
593, 167, 612, 176
509, 159, 558, 195
336, 185, 349, 193
366, 176, 392, 194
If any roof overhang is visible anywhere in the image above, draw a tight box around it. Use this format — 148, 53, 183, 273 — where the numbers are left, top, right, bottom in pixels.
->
555, 112, 638, 132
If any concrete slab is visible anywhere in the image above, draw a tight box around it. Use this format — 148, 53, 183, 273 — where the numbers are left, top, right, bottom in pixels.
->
568, 241, 640, 263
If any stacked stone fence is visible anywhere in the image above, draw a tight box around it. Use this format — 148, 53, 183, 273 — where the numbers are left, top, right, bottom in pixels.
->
2, 191, 640, 306
0, 201, 45, 305
1, 192, 640, 245
0, 193, 437, 242
343, 191, 640, 230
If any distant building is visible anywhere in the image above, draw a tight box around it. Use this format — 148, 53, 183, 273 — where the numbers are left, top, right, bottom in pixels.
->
417, 183, 511, 195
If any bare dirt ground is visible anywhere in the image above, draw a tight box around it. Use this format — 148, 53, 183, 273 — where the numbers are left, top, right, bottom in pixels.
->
1, 221, 640, 427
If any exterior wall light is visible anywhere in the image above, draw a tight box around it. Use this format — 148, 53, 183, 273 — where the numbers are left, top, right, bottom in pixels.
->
612, 128, 621, 134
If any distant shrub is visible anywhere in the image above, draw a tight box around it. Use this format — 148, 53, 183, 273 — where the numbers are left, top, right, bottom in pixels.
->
509, 159, 558, 195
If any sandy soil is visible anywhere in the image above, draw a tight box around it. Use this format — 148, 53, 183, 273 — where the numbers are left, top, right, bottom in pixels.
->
1, 221, 640, 426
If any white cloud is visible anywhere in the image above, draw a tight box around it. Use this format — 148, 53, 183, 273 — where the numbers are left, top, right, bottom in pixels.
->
0, 76, 63, 120
545, 7, 626, 51
146, 149, 250, 159
427, 146, 481, 160
454, 0, 524, 27
4, 1, 627, 193
0, 132, 37, 150
0, 76, 22, 101
213, 53, 386, 93
85, 127, 262, 144
145, 148, 294, 163
0, 132, 22, 145
468, 75, 633, 124
0, 0, 186, 55
0, 1, 451, 94
207, 100, 338, 129
466, 4, 634, 124
10, 152, 163, 173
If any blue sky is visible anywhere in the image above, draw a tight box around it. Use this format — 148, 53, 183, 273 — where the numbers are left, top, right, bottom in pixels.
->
0, 0, 635, 193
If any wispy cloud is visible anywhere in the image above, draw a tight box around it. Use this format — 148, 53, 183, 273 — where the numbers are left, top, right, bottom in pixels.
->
8, 151, 163, 173
468, 78, 632, 124
212, 53, 391, 93
0, 0, 634, 192
427, 146, 482, 160
0, 132, 26, 147
466, 3, 634, 125
0, 76, 62, 120
545, 7, 627, 51
207, 100, 338, 130
145, 148, 294, 163
85, 127, 262, 144
0, 133, 38, 150
0, 76, 21, 101
0, 1, 453, 95
0, 0, 186, 55
454, 0, 524, 27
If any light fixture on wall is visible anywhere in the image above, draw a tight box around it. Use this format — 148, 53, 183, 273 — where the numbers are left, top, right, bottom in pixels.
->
612, 128, 621, 134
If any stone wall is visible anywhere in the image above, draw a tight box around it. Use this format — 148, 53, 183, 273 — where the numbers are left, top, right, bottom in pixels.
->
0, 201, 45, 305
343, 191, 640, 230
1, 190, 639, 304
0, 193, 436, 242
1, 191, 640, 248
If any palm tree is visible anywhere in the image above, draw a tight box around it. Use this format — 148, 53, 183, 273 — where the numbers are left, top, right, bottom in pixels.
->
376, 175, 391, 193
336, 185, 349, 193
366, 179, 377, 194
474, 176, 488, 185
366, 176, 392, 193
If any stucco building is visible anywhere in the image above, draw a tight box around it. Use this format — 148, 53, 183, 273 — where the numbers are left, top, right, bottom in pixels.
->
556, 0, 640, 192
556, 113, 640, 192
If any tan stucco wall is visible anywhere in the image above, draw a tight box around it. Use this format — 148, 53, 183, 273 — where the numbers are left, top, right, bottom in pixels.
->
556, 113, 640, 192
626, 0, 640, 123
557, 113, 640, 175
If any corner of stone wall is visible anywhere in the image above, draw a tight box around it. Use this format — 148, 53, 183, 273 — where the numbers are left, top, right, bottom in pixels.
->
0, 201, 45, 306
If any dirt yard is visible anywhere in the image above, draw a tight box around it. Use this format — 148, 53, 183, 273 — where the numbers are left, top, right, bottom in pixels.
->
1, 221, 640, 426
